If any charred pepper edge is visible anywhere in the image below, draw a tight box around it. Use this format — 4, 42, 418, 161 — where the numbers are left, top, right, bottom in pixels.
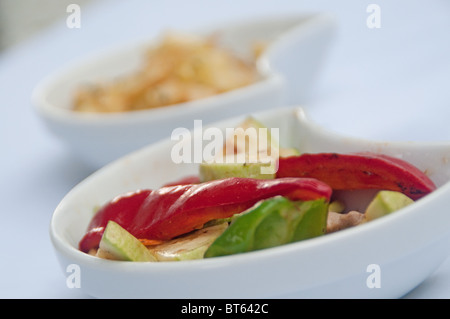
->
276, 152, 436, 200
78, 177, 332, 253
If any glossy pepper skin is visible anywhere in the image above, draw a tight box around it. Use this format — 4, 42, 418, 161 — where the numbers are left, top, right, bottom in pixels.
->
78, 177, 332, 253
78, 189, 151, 254
276, 152, 436, 200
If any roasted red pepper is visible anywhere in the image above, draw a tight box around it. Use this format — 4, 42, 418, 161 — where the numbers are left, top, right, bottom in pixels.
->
79, 177, 332, 253
276, 152, 436, 200
78, 189, 151, 254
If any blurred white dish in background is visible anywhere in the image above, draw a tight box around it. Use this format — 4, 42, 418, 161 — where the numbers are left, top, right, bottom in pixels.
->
32, 13, 336, 168
49, 106, 450, 298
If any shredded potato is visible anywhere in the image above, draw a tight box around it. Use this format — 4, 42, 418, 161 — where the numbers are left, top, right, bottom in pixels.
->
73, 32, 260, 113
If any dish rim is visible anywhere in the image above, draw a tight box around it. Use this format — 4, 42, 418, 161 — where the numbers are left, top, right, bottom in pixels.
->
32, 12, 334, 125
49, 106, 450, 271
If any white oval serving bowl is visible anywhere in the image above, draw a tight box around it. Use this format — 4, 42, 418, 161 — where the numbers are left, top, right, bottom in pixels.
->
50, 106, 450, 299
32, 13, 336, 169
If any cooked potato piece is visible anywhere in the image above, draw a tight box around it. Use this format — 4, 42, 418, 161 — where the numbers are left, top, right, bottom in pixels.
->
326, 211, 365, 233
73, 32, 259, 113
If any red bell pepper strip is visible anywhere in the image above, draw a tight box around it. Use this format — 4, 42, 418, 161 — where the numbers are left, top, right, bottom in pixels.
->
276, 152, 436, 200
78, 189, 151, 254
78, 177, 331, 253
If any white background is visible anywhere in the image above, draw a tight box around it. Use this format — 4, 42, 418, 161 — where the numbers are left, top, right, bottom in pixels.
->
1, 0, 450, 298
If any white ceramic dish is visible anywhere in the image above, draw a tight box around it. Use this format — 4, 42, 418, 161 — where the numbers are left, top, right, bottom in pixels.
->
50, 106, 450, 299
32, 13, 336, 169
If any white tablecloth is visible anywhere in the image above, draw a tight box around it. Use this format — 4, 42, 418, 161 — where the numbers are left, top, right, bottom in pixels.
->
1, 0, 449, 298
